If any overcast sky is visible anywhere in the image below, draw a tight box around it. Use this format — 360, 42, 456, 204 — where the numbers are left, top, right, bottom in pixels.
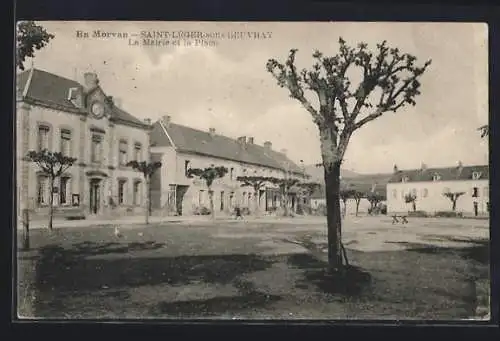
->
22, 21, 489, 173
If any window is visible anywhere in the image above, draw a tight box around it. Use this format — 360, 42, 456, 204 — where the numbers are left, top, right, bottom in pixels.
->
198, 190, 204, 206
230, 167, 234, 180
422, 188, 428, 198
134, 143, 142, 162
472, 187, 479, 198
185, 160, 190, 176
91, 134, 103, 163
38, 125, 50, 151
60, 129, 71, 156
37, 175, 49, 205
220, 191, 224, 211
59, 177, 70, 205
118, 179, 127, 205
119, 140, 128, 166
433, 173, 441, 181
392, 189, 397, 199
133, 181, 141, 205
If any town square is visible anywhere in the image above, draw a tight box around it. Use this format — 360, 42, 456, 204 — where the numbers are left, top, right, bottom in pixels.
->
16, 21, 490, 320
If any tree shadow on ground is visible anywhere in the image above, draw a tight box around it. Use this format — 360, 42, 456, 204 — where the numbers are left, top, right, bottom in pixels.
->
153, 292, 282, 317
287, 253, 372, 297
386, 237, 490, 266
34, 242, 277, 293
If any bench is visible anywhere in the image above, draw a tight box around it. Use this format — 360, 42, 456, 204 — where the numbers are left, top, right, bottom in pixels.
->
391, 215, 408, 224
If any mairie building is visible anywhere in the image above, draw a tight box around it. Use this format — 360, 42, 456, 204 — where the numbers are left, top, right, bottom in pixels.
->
149, 116, 309, 216
386, 163, 489, 216
16, 68, 151, 220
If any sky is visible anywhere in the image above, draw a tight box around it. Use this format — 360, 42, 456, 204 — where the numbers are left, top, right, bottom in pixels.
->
21, 21, 489, 173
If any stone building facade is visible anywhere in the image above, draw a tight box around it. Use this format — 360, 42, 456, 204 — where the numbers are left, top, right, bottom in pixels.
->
149, 116, 309, 216
16, 68, 151, 220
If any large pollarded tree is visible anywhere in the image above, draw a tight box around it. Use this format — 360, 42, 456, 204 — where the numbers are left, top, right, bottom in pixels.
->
267, 37, 431, 271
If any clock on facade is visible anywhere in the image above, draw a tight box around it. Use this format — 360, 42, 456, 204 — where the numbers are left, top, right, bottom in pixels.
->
91, 101, 105, 118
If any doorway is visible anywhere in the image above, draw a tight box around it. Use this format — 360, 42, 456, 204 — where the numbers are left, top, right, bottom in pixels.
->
89, 179, 101, 214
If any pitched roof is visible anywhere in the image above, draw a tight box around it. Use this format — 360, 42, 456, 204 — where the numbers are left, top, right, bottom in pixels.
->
17, 68, 146, 128
310, 179, 388, 200
152, 121, 305, 174
388, 165, 489, 183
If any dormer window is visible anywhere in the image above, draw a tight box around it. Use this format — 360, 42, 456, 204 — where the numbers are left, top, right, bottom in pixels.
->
472, 171, 482, 180
432, 173, 441, 181
401, 176, 409, 183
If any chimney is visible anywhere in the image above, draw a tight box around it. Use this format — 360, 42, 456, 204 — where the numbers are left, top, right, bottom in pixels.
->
161, 115, 171, 128
114, 97, 123, 108
237, 136, 247, 146
393, 164, 399, 173
209, 127, 216, 137
280, 148, 287, 155
264, 141, 272, 150
247, 137, 254, 144
421, 162, 427, 171
83, 72, 99, 91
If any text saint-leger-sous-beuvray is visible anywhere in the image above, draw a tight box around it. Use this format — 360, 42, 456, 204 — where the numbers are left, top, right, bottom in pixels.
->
138, 31, 273, 40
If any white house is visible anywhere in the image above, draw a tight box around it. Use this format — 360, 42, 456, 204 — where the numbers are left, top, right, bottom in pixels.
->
386, 163, 489, 216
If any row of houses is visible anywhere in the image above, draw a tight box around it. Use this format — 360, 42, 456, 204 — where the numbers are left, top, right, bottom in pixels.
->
15, 68, 489, 219
310, 163, 489, 217
16, 68, 308, 219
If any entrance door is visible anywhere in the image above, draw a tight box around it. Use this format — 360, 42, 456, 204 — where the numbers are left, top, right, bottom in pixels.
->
89, 179, 101, 214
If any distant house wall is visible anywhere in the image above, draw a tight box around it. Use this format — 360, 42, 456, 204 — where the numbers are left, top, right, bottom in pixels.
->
387, 179, 489, 215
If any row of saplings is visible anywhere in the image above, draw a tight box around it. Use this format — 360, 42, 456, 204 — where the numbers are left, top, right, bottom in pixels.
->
404, 192, 487, 218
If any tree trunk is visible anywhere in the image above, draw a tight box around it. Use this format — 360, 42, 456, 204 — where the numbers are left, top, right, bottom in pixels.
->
355, 199, 360, 217
324, 162, 343, 271
452, 200, 456, 211
145, 178, 150, 225
282, 190, 288, 217
254, 192, 259, 216
48, 177, 55, 231
412, 201, 416, 212
209, 190, 215, 220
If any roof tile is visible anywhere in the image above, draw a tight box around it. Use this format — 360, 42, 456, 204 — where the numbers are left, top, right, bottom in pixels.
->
153, 121, 304, 174
388, 165, 489, 183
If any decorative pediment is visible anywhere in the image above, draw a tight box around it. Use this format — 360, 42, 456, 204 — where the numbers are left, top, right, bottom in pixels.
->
86, 169, 108, 178
85, 87, 114, 120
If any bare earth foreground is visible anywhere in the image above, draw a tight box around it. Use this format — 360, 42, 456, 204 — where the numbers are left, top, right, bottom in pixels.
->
17, 216, 490, 320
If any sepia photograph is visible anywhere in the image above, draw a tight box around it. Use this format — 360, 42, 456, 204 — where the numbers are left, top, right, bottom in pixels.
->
15, 21, 490, 320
